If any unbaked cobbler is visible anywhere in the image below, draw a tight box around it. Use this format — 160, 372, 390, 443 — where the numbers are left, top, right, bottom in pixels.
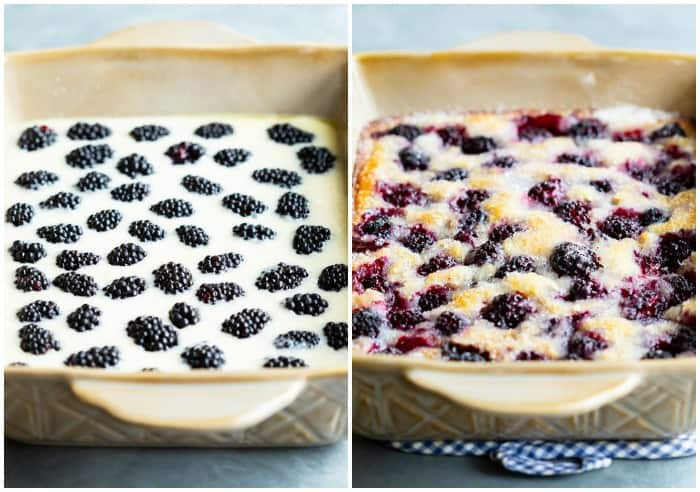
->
352, 106, 695, 362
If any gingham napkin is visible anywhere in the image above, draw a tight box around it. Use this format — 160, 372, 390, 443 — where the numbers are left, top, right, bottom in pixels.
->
389, 433, 696, 476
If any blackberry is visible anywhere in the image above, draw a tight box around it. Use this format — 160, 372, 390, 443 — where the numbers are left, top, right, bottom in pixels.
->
103, 276, 147, 299
293, 225, 331, 254
128, 219, 165, 242
15, 170, 59, 190
150, 198, 194, 218
297, 146, 336, 174
556, 153, 597, 167
19, 324, 60, 354
169, 302, 200, 328
6, 203, 34, 226
197, 252, 243, 274
639, 208, 669, 227
650, 122, 686, 141
176, 225, 209, 247
417, 285, 451, 312
398, 147, 430, 171
18, 125, 57, 151
481, 292, 535, 329
442, 342, 491, 362
76, 171, 111, 191
251, 168, 302, 188
435, 311, 467, 336
181, 175, 222, 195
486, 155, 517, 168
56, 249, 101, 270
87, 209, 122, 232
274, 330, 320, 349
590, 179, 613, 193
116, 153, 154, 178
417, 255, 457, 276
255, 263, 308, 292
527, 178, 565, 207
67, 122, 111, 140
400, 224, 436, 253
567, 330, 608, 360
232, 223, 276, 240
222, 193, 266, 216
194, 122, 233, 139
276, 192, 310, 219
107, 243, 146, 266
65, 346, 120, 368
181, 344, 225, 369
465, 240, 503, 266
489, 222, 525, 242
222, 308, 270, 338
454, 189, 490, 213
554, 200, 592, 229
433, 168, 469, 181
549, 242, 601, 278
318, 263, 347, 291
323, 322, 348, 350
598, 214, 642, 240
111, 182, 150, 202
17, 300, 60, 322
568, 119, 607, 141
284, 293, 329, 316
566, 277, 608, 301
67, 304, 101, 332
385, 124, 422, 142
462, 136, 497, 155
213, 148, 251, 167
9, 240, 47, 264
39, 191, 81, 210
127, 316, 178, 351
495, 255, 537, 278
152, 262, 193, 294
130, 124, 169, 142
14, 266, 49, 292
352, 309, 382, 338
37, 223, 83, 243
53, 272, 99, 297
659, 231, 695, 272
65, 144, 113, 169
165, 142, 205, 164
263, 356, 307, 368
267, 123, 313, 145
196, 282, 244, 304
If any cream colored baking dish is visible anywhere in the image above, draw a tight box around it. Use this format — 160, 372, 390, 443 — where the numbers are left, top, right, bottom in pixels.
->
352, 32, 695, 441
5, 22, 348, 447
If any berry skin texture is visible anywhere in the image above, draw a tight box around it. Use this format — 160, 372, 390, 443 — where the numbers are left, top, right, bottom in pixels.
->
165, 141, 205, 164
590, 179, 613, 193
67, 122, 111, 140
553, 200, 591, 229
18, 125, 57, 151
398, 147, 429, 171
274, 330, 320, 349
435, 311, 468, 336
15, 266, 49, 292
221, 308, 270, 338
263, 356, 307, 368
650, 122, 686, 141
436, 125, 467, 146
267, 123, 313, 145
181, 175, 222, 195
400, 224, 436, 253
67, 304, 101, 332
6, 203, 34, 226
481, 292, 535, 329
222, 193, 266, 217
194, 122, 233, 139
76, 171, 111, 191
176, 225, 209, 247
388, 124, 424, 141
16, 170, 59, 190
111, 182, 150, 202
116, 153, 154, 178
465, 240, 503, 266
318, 263, 348, 291
442, 342, 491, 362
127, 316, 178, 352
197, 253, 243, 274
181, 344, 225, 369
252, 168, 302, 188
549, 242, 601, 278
152, 262, 193, 294
255, 263, 309, 292
196, 282, 245, 304
9, 240, 47, 264
528, 178, 565, 207
130, 124, 169, 142
213, 148, 251, 167
489, 222, 525, 242
388, 309, 425, 331
495, 255, 537, 278
40, 192, 81, 210
598, 214, 642, 240
276, 192, 310, 219
417, 255, 457, 276
462, 136, 497, 154
107, 243, 146, 266
232, 222, 276, 241
53, 272, 99, 297
103, 276, 147, 299
128, 220, 165, 242
65, 144, 114, 169
293, 225, 331, 254
352, 309, 382, 338
284, 293, 329, 316
517, 113, 565, 141
566, 277, 608, 301
417, 285, 451, 312
568, 118, 607, 141
433, 168, 469, 182
323, 322, 348, 350
556, 153, 598, 167
17, 300, 60, 323
169, 302, 200, 329
65, 346, 120, 368
639, 208, 668, 227
56, 249, 101, 271
150, 198, 194, 218
658, 231, 695, 272
378, 181, 428, 207
567, 330, 608, 360
19, 324, 60, 354
37, 223, 83, 243
87, 209, 122, 232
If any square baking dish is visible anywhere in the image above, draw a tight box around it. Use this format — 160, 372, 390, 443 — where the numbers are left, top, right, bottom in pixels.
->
352, 32, 695, 441
5, 22, 348, 447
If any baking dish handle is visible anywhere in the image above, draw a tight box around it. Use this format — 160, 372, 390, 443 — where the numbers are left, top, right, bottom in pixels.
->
89, 21, 256, 48
454, 31, 599, 51
70, 378, 306, 431
405, 369, 642, 417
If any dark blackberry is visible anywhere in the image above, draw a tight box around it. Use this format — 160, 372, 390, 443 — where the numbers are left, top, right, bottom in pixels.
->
232, 222, 276, 240
549, 242, 601, 278
400, 224, 436, 253
568, 118, 607, 141
489, 222, 525, 242
15, 170, 59, 190
318, 263, 347, 291
65, 144, 113, 169
263, 356, 307, 368
165, 141, 205, 164
486, 155, 517, 168
284, 293, 329, 316
417, 285, 451, 312
107, 243, 146, 266
222, 193, 266, 216
527, 177, 565, 207
554, 200, 592, 229
152, 262, 193, 294
111, 182, 150, 202
461, 136, 497, 154
39, 191, 81, 210
128, 219, 165, 242
465, 240, 503, 266
639, 208, 669, 227
103, 276, 147, 299
18, 324, 60, 354
181, 175, 222, 195
293, 225, 331, 254
197, 252, 243, 274
168, 302, 200, 329
432, 168, 469, 181
659, 231, 695, 272
56, 249, 101, 271
442, 342, 491, 362
195, 122, 233, 139
276, 192, 310, 219
6, 203, 34, 226
18, 125, 57, 151
556, 153, 598, 167
435, 311, 467, 336
127, 316, 178, 352
598, 214, 642, 240
590, 179, 613, 193
323, 322, 348, 350
176, 225, 209, 247
453, 189, 490, 213
67, 304, 101, 332
130, 124, 170, 142
9, 240, 47, 264
196, 282, 245, 304
65, 346, 120, 368
495, 255, 537, 278
567, 330, 608, 360
67, 122, 111, 140
274, 330, 320, 349
388, 309, 425, 330
150, 198, 194, 218
87, 209, 122, 232
53, 272, 99, 297
481, 292, 535, 329
352, 309, 382, 338
417, 255, 457, 276
213, 148, 251, 167
14, 266, 49, 292
436, 125, 467, 146
398, 147, 429, 171
386, 124, 422, 142
378, 182, 428, 207
566, 277, 608, 301
650, 122, 686, 141
251, 168, 302, 188
221, 308, 270, 338
116, 153, 154, 178
267, 123, 313, 145
255, 263, 308, 292
37, 223, 83, 243
181, 344, 225, 369
76, 171, 111, 191
17, 300, 60, 322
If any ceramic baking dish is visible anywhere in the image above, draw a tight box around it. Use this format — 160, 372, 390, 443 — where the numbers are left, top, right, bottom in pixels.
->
5, 22, 348, 447
352, 32, 695, 441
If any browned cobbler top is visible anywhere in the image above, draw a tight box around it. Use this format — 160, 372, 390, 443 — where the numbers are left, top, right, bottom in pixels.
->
352, 106, 696, 362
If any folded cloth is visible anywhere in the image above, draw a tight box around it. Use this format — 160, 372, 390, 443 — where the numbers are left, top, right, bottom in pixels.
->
388, 433, 695, 476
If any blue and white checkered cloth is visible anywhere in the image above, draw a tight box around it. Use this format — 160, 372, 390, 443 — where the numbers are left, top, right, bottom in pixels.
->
389, 433, 695, 476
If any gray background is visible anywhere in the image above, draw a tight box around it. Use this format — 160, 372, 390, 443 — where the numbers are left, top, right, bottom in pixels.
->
4, 3, 347, 489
